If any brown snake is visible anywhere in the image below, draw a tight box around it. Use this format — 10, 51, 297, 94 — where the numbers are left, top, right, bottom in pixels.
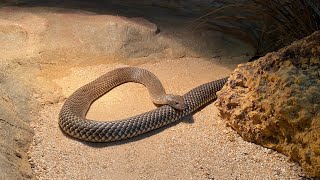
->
59, 67, 228, 142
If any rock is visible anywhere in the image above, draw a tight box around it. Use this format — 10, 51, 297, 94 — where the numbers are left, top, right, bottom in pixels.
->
0, 26, 37, 178
0, 3, 254, 64
0, 87, 34, 179
216, 31, 320, 177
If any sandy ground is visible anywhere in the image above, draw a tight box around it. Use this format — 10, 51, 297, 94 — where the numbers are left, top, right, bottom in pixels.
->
28, 58, 303, 179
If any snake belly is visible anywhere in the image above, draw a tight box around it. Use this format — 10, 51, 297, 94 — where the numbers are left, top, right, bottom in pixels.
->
59, 67, 228, 142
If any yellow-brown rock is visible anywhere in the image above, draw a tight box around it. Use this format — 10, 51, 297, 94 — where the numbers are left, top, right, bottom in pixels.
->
216, 31, 320, 177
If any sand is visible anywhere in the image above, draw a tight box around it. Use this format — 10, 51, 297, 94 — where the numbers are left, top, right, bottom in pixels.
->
28, 57, 303, 179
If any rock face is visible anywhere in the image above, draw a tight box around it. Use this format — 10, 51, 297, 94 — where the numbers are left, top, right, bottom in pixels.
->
0, 89, 34, 179
0, 67, 35, 179
216, 31, 320, 177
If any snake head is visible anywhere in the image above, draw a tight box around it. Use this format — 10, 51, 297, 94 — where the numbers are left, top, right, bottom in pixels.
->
166, 94, 187, 110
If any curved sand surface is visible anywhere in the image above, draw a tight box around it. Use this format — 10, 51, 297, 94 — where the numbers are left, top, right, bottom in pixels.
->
28, 57, 303, 179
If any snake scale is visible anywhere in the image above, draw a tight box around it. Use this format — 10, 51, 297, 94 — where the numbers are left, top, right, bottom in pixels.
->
59, 67, 228, 142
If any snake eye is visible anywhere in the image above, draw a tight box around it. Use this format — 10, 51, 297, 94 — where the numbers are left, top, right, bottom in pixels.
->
174, 103, 187, 110
167, 95, 187, 110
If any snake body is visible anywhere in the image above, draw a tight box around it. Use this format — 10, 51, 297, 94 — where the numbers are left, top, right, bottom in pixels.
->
59, 67, 228, 142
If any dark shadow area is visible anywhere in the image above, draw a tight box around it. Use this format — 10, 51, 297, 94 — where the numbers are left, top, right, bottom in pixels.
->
5, 0, 202, 29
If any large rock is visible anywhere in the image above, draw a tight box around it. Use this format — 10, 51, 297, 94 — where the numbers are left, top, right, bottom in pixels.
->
0, 49, 37, 179
0, 6, 252, 66
216, 31, 320, 177
0, 87, 34, 179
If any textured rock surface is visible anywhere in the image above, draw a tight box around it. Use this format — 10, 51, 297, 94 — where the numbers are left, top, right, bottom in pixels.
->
0, 6, 252, 65
216, 31, 320, 177
0, 64, 35, 179
0, 88, 34, 179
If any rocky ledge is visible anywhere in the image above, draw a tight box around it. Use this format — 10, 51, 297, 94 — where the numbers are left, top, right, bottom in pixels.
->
216, 31, 320, 177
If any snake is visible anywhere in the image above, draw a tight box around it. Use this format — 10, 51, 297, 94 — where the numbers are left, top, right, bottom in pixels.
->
59, 67, 228, 142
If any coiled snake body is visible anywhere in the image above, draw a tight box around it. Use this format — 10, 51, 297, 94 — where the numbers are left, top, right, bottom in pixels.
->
59, 67, 228, 142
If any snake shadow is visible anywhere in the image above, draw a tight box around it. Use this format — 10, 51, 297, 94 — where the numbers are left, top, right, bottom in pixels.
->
61, 100, 214, 148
